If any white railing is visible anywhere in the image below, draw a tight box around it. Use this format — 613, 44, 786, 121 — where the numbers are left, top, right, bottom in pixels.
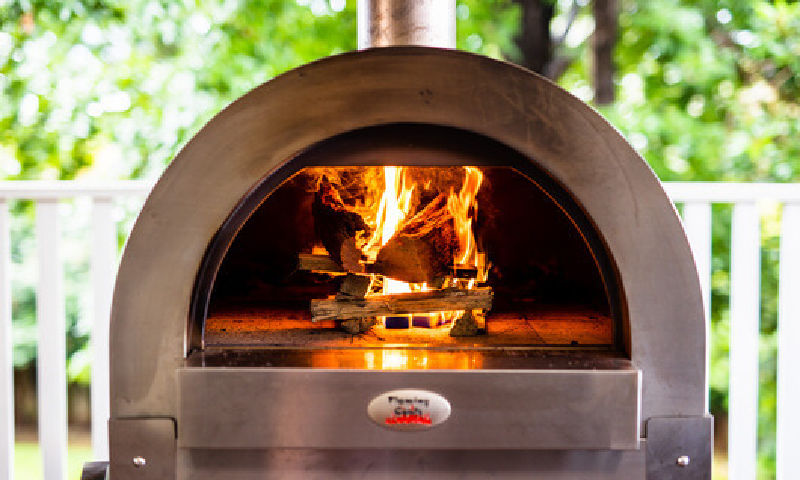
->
665, 182, 800, 480
0, 181, 150, 480
0, 180, 798, 480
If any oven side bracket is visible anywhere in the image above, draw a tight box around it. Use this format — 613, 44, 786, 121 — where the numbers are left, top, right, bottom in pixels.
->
107, 417, 177, 480
645, 415, 713, 480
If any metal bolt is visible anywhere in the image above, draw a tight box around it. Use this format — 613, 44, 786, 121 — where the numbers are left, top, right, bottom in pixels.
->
676, 455, 690, 467
132, 456, 147, 468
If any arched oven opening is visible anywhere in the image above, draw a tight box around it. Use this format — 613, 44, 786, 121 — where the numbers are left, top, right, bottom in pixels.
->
189, 123, 627, 368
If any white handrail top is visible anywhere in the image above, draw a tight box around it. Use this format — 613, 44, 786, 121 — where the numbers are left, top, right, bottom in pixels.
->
665, 182, 800, 203
0, 180, 152, 200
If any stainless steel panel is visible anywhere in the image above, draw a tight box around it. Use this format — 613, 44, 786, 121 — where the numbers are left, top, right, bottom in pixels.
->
177, 446, 647, 480
646, 416, 713, 480
177, 367, 641, 450
109, 417, 176, 480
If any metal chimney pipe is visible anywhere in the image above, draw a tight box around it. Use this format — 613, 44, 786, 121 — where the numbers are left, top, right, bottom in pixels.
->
357, 0, 456, 49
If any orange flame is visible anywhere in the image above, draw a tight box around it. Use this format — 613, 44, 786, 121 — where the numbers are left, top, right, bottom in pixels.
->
448, 166, 484, 274
369, 166, 414, 295
360, 166, 485, 327
309, 166, 486, 329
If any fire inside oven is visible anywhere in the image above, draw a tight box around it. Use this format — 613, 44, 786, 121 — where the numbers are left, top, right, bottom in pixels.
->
197, 125, 622, 367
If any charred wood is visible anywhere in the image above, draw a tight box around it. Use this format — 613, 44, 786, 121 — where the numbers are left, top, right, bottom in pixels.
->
312, 175, 369, 272
373, 194, 457, 283
336, 274, 372, 300
310, 287, 493, 322
297, 253, 342, 273
298, 253, 478, 280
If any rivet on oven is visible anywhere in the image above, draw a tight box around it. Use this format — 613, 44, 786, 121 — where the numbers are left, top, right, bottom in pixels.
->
132, 456, 147, 468
676, 455, 690, 467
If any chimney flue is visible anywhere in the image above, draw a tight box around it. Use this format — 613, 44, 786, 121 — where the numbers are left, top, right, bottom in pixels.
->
357, 0, 456, 49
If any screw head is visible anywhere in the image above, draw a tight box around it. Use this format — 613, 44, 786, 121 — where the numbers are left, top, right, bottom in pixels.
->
676, 455, 690, 467
132, 456, 147, 468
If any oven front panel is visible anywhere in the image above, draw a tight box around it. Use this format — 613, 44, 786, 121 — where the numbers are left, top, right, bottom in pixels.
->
177, 367, 641, 450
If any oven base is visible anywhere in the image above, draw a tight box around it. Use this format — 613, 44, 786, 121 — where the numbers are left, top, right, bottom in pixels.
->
178, 448, 648, 480
105, 416, 711, 479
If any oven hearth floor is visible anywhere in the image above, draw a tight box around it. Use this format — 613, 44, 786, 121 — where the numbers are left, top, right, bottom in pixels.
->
204, 305, 613, 348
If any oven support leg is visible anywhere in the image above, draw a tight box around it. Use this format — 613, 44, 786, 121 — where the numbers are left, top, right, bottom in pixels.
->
80, 461, 109, 480
645, 415, 713, 479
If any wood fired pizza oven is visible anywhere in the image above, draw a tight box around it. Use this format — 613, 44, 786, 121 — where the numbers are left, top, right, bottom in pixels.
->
91, 2, 712, 479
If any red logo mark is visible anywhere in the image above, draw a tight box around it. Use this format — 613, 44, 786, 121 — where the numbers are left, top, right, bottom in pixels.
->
385, 414, 432, 425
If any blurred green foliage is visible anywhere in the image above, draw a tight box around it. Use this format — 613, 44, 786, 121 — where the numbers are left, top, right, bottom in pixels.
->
1, 0, 798, 478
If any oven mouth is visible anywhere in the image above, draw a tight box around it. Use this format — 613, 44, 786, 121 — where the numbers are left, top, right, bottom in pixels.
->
188, 123, 626, 365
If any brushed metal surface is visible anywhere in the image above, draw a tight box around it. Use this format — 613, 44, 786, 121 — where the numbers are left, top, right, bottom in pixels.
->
109, 418, 175, 480
177, 367, 641, 450
357, 0, 456, 48
177, 446, 647, 480
110, 48, 706, 429
646, 416, 713, 479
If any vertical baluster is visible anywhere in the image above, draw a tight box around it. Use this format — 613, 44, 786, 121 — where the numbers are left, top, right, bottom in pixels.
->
728, 201, 761, 480
0, 199, 13, 480
90, 197, 114, 460
36, 200, 67, 480
683, 201, 712, 411
776, 202, 800, 480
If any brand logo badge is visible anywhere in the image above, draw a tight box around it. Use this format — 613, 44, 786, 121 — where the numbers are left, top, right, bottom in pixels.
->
367, 389, 451, 431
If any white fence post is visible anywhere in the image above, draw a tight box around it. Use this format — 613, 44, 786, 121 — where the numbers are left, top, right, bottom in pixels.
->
728, 201, 761, 480
35, 200, 67, 480
682, 201, 712, 411
0, 199, 13, 480
90, 198, 115, 460
776, 202, 800, 480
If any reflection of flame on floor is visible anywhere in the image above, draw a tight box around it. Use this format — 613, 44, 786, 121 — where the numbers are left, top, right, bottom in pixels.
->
310, 348, 485, 370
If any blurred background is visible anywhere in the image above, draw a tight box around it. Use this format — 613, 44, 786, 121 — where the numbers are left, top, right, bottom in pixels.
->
1, 0, 798, 478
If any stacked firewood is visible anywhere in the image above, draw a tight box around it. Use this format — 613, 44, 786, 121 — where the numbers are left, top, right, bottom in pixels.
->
301, 176, 492, 335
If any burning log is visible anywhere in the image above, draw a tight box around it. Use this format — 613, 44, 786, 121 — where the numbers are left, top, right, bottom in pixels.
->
297, 253, 342, 273
310, 287, 493, 322
334, 275, 376, 333
336, 274, 372, 300
312, 176, 370, 272
373, 194, 458, 283
297, 253, 478, 279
